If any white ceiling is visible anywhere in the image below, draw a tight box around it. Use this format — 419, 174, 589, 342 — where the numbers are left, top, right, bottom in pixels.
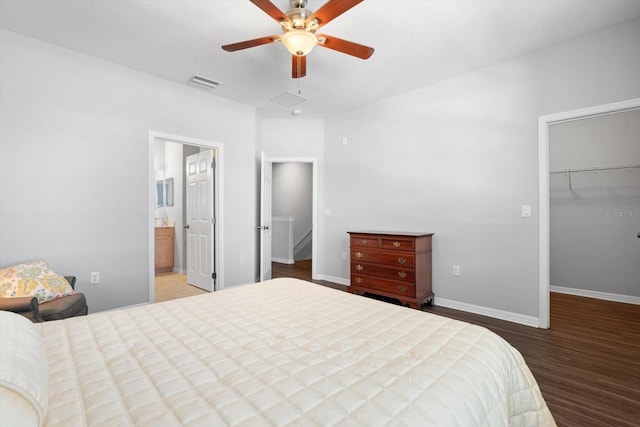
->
2, 0, 640, 119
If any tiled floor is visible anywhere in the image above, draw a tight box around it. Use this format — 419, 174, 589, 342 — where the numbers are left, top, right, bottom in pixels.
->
154, 272, 207, 302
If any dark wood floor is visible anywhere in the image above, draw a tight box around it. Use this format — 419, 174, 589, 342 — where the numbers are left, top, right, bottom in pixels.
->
272, 260, 640, 427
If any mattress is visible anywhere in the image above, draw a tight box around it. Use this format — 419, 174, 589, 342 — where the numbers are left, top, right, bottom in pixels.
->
7, 278, 555, 426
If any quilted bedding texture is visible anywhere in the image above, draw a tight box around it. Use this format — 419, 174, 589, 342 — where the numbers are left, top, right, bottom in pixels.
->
37, 278, 555, 426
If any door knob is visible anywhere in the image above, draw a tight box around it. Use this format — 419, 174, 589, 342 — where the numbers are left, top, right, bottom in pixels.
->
257, 225, 269, 230
184, 225, 190, 229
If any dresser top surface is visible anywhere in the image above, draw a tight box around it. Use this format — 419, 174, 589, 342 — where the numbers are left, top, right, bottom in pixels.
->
348, 231, 434, 237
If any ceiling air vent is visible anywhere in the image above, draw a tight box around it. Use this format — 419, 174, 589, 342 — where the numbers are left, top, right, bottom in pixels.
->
270, 91, 306, 107
190, 74, 221, 89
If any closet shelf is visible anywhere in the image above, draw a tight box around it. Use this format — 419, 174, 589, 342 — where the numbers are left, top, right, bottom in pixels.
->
549, 163, 640, 175
549, 163, 639, 192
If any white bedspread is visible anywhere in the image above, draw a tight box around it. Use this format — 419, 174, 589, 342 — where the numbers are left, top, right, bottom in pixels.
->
37, 278, 555, 426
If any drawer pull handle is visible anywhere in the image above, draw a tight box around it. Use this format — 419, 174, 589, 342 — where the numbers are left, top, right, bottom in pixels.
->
393, 241, 401, 248
397, 285, 407, 293
355, 277, 362, 284
398, 257, 407, 264
362, 239, 368, 245
398, 271, 407, 278
356, 264, 364, 271
355, 252, 363, 258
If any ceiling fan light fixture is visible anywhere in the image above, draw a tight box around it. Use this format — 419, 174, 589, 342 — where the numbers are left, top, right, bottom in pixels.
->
282, 30, 317, 56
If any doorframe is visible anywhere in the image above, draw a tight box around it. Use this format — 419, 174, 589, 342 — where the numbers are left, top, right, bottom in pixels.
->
537, 97, 640, 328
267, 156, 319, 280
148, 131, 224, 302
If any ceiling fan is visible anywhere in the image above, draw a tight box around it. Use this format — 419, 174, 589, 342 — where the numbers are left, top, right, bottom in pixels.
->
222, 0, 374, 78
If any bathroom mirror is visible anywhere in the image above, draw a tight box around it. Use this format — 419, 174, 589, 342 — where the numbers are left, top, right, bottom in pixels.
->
156, 180, 164, 207
165, 177, 174, 206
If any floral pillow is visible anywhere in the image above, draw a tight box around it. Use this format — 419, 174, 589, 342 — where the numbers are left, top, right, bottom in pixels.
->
0, 260, 75, 303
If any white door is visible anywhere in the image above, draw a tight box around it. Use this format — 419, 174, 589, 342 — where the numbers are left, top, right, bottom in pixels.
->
259, 152, 272, 281
186, 150, 215, 291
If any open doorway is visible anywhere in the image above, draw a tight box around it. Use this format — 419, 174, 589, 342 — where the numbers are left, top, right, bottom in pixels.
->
259, 155, 318, 282
538, 98, 640, 328
271, 162, 313, 281
149, 131, 224, 303
548, 110, 640, 302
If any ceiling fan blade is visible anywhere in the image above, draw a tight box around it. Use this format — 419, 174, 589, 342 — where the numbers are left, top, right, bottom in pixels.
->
250, 0, 288, 23
317, 34, 374, 59
292, 55, 307, 78
222, 35, 280, 52
307, 0, 364, 29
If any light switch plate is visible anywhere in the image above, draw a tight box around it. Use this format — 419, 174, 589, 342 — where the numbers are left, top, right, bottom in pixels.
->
522, 205, 532, 217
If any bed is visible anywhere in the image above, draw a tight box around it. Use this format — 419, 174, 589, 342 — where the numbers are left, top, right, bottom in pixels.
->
1, 278, 555, 426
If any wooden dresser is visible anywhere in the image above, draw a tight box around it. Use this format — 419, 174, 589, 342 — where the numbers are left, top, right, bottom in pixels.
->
155, 226, 175, 273
348, 231, 434, 309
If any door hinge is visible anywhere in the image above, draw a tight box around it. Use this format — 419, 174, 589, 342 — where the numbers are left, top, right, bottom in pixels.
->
211, 159, 216, 169
211, 217, 216, 224
212, 272, 217, 280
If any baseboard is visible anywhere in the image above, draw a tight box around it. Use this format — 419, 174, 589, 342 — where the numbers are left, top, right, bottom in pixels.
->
434, 297, 540, 328
315, 274, 350, 286
272, 257, 294, 265
314, 275, 539, 327
551, 286, 640, 305
98, 302, 149, 313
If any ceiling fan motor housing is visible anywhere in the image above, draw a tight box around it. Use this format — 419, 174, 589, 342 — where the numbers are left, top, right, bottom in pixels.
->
291, 0, 308, 9
285, 5, 314, 29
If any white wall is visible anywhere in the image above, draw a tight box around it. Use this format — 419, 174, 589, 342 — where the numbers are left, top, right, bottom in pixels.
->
0, 29, 258, 312
549, 109, 640, 297
322, 19, 640, 320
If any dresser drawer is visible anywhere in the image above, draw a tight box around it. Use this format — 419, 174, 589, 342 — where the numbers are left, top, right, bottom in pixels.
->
350, 235, 380, 249
351, 263, 415, 283
351, 249, 415, 268
380, 237, 414, 251
351, 275, 416, 297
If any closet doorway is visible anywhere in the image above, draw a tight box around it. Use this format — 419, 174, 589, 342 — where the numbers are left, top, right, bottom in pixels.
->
148, 131, 224, 303
538, 98, 640, 328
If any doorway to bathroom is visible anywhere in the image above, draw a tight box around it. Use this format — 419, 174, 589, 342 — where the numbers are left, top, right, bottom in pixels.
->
149, 131, 224, 303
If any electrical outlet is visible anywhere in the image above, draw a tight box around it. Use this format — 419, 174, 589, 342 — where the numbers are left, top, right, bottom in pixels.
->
90, 272, 100, 284
452, 265, 460, 276
239, 255, 246, 264
342, 251, 347, 261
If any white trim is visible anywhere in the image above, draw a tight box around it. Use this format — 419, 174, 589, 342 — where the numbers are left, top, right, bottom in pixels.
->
272, 257, 295, 265
267, 157, 319, 280
316, 274, 350, 286
435, 297, 540, 328
323, 276, 539, 326
148, 131, 225, 303
551, 286, 640, 305
538, 117, 550, 329
101, 302, 149, 312
537, 97, 640, 328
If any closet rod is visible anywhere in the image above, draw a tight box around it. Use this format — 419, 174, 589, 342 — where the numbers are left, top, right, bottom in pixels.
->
549, 163, 640, 175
